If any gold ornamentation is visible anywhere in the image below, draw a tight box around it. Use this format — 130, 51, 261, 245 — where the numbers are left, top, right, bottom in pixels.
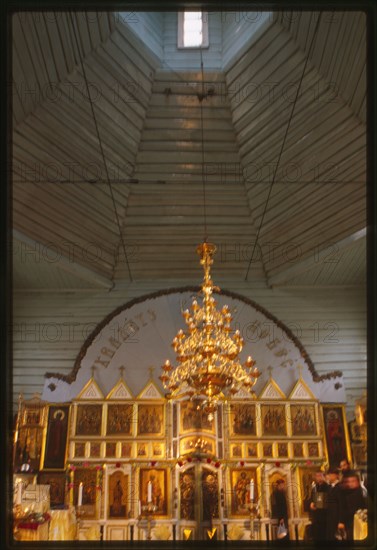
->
160, 243, 260, 418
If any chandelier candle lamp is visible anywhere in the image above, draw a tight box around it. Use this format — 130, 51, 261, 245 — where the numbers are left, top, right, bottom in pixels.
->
159, 242, 260, 420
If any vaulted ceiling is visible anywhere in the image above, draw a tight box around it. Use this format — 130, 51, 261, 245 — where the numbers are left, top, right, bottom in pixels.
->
12, 10, 366, 289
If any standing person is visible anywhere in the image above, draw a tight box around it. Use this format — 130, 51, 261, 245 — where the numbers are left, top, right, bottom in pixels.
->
271, 479, 289, 541
338, 471, 367, 542
339, 458, 351, 487
309, 471, 329, 541
339, 458, 351, 473
325, 468, 342, 540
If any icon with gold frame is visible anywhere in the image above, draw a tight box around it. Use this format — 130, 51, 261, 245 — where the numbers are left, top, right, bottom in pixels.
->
153, 443, 164, 457
75, 404, 102, 436
74, 442, 86, 458
263, 443, 273, 457
231, 443, 243, 458
106, 442, 117, 458
180, 436, 214, 455
321, 404, 351, 469
202, 468, 219, 520
277, 442, 288, 457
22, 402, 46, 426
230, 468, 258, 516
352, 443, 367, 468
137, 443, 148, 456
43, 405, 70, 469
180, 400, 214, 432
90, 442, 101, 458
73, 467, 99, 518
247, 443, 258, 458
261, 404, 287, 436
293, 442, 304, 457
14, 426, 44, 472
139, 468, 167, 515
307, 442, 319, 457
297, 466, 317, 515
107, 404, 133, 435
230, 403, 256, 436
290, 404, 317, 436
108, 471, 128, 518
137, 404, 164, 435
121, 442, 132, 458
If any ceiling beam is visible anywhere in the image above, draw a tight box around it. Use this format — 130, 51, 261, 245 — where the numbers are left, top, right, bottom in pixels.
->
268, 228, 366, 287
13, 229, 114, 289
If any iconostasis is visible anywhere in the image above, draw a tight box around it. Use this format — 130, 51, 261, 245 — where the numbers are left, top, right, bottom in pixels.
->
13, 372, 354, 541
13, 289, 358, 541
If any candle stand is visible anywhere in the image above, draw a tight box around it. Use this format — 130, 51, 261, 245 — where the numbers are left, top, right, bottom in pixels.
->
249, 500, 260, 540
75, 506, 85, 539
139, 503, 158, 540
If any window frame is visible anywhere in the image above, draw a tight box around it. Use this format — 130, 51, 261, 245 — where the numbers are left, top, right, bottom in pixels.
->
177, 11, 209, 49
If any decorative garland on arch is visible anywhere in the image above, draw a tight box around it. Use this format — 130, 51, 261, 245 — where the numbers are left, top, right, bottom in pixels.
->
45, 286, 343, 385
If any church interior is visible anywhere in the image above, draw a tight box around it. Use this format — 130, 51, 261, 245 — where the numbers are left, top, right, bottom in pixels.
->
9, 6, 370, 544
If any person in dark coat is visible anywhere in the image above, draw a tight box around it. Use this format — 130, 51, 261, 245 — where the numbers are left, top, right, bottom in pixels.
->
325, 467, 342, 540
309, 471, 329, 541
271, 479, 289, 541
339, 458, 352, 489
338, 471, 367, 541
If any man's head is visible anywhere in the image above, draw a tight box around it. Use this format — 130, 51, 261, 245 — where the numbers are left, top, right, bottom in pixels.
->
326, 468, 339, 484
339, 459, 351, 471
343, 471, 360, 489
314, 471, 326, 484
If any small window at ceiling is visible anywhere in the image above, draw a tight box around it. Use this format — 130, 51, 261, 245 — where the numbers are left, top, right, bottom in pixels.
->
177, 11, 209, 48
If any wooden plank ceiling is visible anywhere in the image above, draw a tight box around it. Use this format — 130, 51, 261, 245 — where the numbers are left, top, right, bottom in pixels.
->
12, 11, 366, 289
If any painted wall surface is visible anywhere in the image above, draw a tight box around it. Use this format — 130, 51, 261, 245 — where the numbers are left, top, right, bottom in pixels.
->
13, 282, 366, 420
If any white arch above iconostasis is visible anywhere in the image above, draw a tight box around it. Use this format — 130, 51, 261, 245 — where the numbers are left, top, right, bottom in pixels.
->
41, 287, 346, 403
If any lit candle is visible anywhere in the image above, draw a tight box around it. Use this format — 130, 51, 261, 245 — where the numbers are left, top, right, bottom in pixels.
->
78, 482, 83, 506
16, 480, 23, 505
147, 480, 152, 503
250, 479, 254, 502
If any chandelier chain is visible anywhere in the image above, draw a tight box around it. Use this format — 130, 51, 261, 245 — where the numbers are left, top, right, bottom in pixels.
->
200, 49, 207, 242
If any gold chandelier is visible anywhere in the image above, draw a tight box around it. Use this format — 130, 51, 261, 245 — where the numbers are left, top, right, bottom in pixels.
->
159, 242, 260, 419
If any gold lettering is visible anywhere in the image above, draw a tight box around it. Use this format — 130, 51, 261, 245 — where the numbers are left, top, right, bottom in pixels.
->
94, 356, 110, 368
108, 336, 121, 350
101, 347, 115, 359
135, 312, 147, 327
120, 320, 139, 341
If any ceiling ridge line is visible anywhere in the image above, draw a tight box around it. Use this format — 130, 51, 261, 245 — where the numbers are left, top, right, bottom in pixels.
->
243, 13, 323, 282
13, 12, 118, 129
68, 11, 132, 283
274, 12, 366, 126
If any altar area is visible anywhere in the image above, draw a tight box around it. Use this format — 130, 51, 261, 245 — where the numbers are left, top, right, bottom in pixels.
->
13, 371, 358, 541
12, 288, 363, 541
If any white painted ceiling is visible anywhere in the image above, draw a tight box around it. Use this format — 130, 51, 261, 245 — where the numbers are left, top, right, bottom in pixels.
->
12, 11, 366, 290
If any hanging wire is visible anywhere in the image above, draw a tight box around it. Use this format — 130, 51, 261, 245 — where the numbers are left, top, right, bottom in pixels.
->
244, 13, 323, 281
68, 12, 132, 282
199, 48, 207, 242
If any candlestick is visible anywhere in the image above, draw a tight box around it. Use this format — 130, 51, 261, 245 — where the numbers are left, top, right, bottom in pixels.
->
138, 500, 141, 516
147, 480, 152, 503
78, 482, 83, 506
250, 479, 254, 502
